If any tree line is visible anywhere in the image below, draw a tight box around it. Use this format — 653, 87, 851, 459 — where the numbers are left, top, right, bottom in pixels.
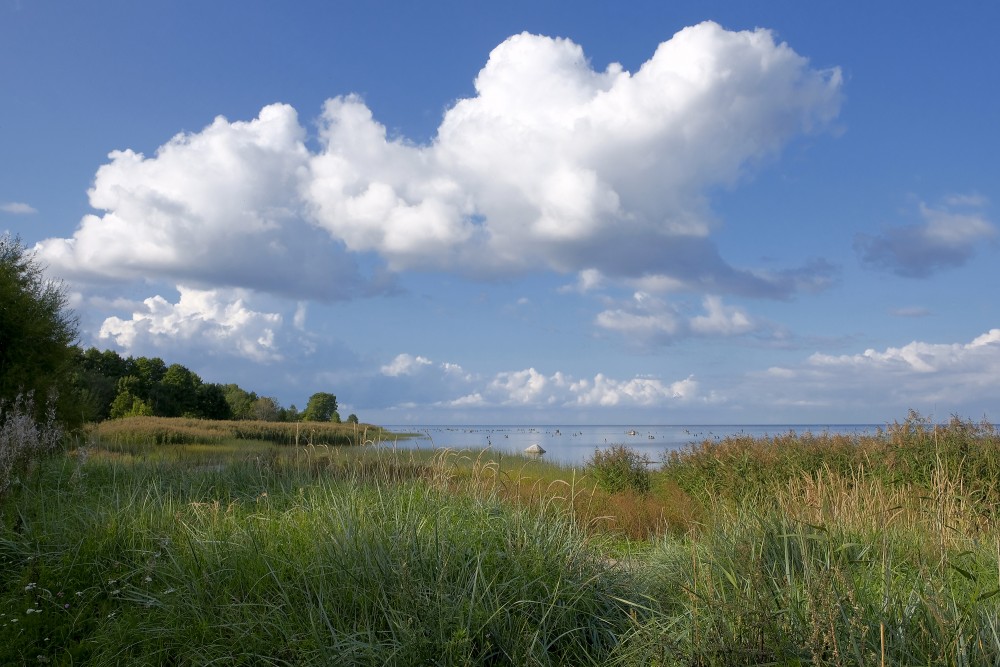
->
74, 347, 353, 424
1, 234, 354, 427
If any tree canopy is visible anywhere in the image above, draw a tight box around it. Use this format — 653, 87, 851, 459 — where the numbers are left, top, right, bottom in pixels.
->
0, 235, 78, 424
72, 348, 353, 424
303, 392, 338, 422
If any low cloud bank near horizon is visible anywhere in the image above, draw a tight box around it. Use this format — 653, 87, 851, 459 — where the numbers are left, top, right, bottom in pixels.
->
349, 328, 1000, 420
312, 326, 1000, 424
80, 291, 1000, 421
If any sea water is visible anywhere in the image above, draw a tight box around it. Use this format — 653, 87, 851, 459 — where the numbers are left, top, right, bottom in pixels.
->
379, 424, 880, 468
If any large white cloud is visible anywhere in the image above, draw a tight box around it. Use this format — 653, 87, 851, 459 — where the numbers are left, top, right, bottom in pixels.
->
40, 22, 841, 305
306, 22, 842, 289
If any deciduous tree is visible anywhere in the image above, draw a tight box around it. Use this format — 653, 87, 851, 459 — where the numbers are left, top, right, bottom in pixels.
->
0, 235, 78, 425
303, 392, 338, 422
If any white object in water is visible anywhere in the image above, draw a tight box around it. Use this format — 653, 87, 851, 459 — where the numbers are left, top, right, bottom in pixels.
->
524, 443, 546, 454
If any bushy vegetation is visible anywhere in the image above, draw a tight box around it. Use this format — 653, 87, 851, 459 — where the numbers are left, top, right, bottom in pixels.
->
586, 443, 652, 494
661, 410, 1000, 503
0, 392, 63, 497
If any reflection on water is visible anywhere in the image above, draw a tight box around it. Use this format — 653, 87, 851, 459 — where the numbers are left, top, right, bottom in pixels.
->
378, 424, 879, 468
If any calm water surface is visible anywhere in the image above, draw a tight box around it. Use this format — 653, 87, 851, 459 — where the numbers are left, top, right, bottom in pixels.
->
379, 424, 880, 468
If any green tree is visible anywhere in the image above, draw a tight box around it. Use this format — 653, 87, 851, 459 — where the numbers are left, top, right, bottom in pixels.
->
158, 363, 202, 417
302, 392, 337, 422
195, 383, 231, 420
222, 384, 257, 420
346, 413, 359, 424
109, 376, 154, 419
279, 404, 300, 422
132, 356, 167, 390
72, 347, 122, 421
0, 234, 79, 425
251, 396, 280, 421
79, 347, 129, 378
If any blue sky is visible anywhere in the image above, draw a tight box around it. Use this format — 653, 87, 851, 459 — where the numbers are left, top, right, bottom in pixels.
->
3, 1, 999, 425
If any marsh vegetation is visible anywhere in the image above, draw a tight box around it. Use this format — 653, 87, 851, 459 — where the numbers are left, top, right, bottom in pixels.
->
2, 412, 1000, 664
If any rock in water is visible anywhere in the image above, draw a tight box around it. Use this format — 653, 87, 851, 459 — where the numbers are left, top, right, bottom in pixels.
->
524, 443, 546, 454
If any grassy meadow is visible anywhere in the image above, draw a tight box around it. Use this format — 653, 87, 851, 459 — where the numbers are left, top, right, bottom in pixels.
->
2, 413, 1000, 664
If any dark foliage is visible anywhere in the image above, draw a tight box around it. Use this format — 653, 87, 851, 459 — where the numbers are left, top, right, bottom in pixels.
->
0, 235, 79, 426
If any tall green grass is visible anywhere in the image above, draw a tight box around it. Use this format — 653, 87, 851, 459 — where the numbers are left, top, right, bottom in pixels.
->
4, 414, 1000, 665
615, 413, 1000, 666
0, 443, 636, 665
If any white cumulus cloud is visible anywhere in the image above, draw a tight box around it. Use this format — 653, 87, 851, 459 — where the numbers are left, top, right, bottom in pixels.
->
380, 353, 434, 377
368, 353, 701, 411
305, 22, 841, 289
732, 329, 1000, 420
36, 104, 371, 300
99, 286, 285, 363
38, 23, 843, 308
808, 329, 1000, 375
568, 373, 698, 407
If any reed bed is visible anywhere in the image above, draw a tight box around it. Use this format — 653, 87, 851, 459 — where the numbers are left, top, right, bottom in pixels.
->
662, 412, 1000, 505
87, 416, 396, 447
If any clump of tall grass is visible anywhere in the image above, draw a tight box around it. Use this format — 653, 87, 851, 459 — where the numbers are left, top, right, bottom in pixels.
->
618, 510, 1000, 665
446, 448, 688, 540
0, 391, 63, 496
586, 445, 652, 495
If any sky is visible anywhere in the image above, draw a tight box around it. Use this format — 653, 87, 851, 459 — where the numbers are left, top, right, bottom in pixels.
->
2, 1, 999, 425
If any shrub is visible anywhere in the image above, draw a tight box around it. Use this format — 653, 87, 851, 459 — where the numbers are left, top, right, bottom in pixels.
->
586, 444, 652, 494
0, 391, 64, 496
